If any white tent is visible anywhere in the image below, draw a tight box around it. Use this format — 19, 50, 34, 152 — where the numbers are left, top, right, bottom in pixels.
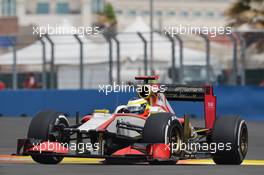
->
90, 17, 219, 83
0, 17, 215, 66
91, 16, 212, 66
0, 35, 104, 65
0, 21, 110, 89
0, 20, 104, 65
0, 17, 219, 88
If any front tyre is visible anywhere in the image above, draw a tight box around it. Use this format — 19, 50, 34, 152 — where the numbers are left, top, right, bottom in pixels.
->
28, 110, 70, 164
142, 113, 183, 165
211, 116, 248, 165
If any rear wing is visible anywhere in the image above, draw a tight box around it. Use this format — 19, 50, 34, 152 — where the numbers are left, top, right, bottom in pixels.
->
163, 85, 212, 102
163, 84, 216, 130
135, 76, 159, 84
134, 76, 216, 129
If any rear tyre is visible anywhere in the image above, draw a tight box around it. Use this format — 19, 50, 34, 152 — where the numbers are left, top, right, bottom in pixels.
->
211, 116, 248, 165
142, 113, 183, 165
28, 110, 70, 164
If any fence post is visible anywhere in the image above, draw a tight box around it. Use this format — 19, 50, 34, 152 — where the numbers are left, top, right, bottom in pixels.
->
73, 34, 84, 89
137, 32, 148, 76
8, 36, 17, 90
104, 34, 113, 85
112, 36, 121, 84
236, 32, 246, 86
200, 34, 211, 83
164, 33, 176, 83
39, 37, 47, 89
173, 34, 184, 83
45, 34, 55, 89
227, 33, 238, 85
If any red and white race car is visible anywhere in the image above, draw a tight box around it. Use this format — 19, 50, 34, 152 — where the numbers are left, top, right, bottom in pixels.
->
16, 76, 248, 165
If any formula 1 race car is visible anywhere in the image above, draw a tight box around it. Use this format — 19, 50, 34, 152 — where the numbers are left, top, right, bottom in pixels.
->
15, 76, 248, 165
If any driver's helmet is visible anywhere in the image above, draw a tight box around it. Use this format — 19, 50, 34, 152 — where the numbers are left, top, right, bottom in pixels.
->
126, 98, 149, 114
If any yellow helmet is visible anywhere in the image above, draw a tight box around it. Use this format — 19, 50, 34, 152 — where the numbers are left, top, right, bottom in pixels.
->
127, 98, 150, 114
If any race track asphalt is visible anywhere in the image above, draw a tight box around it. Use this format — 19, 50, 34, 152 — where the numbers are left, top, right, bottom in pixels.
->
0, 117, 264, 175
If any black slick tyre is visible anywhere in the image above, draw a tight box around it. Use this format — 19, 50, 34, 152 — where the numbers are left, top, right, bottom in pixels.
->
211, 116, 248, 165
142, 113, 183, 165
28, 110, 69, 164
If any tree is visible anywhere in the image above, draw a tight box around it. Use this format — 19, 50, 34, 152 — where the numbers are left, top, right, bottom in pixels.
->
94, 2, 117, 35
103, 3, 116, 22
225, 0, 264, 53
225, 0, 264, 27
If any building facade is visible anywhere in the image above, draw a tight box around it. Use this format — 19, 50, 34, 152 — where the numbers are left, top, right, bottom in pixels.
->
0, 0, 231, 30
107, 0, 232, 30
0, 0, 104, 27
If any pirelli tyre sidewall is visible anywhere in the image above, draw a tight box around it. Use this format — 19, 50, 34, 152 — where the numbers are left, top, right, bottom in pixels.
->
28, 110, 70, 164
142, 112, 183, 157
211, 116, 248, 165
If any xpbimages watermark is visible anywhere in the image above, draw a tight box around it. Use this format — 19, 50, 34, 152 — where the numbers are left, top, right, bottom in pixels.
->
165, 142, 232, 154
32, 141, 99, 154
163, 24, 232, 37
98, 82, 166, 95
33, 24, 101, 37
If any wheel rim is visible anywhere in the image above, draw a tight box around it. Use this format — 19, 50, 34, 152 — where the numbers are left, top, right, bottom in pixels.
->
49, 118, 69, 143
169, 125, 181, 155
239, 125, 248, 158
